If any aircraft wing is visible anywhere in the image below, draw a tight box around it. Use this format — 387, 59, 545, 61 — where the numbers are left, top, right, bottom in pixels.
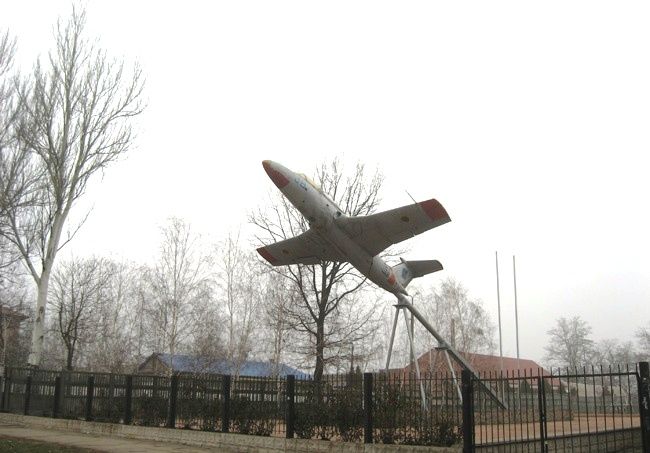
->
257, 229, 345, 266
335, 198, 451, 257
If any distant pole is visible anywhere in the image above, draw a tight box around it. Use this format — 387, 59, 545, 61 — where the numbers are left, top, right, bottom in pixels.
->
495, 252, 504, 376
410, 295, 415, 367
450, 318, 456, 349
513, 255, 520, 372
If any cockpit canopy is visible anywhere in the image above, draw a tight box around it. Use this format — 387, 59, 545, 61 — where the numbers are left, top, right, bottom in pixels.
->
299, 173, 320, 190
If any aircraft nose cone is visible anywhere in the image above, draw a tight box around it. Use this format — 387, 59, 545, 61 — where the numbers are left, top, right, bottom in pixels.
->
262, 160, 290, 189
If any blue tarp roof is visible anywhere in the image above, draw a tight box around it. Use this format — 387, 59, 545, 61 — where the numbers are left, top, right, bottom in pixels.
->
152, 353, 308, 377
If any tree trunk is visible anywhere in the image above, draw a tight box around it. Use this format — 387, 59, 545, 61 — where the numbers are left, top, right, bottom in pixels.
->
0, 313, 7, 372
28, 213, 66, 367
27, 270, 50, 366
314, 319, 325, 382
66, 344, 74, 371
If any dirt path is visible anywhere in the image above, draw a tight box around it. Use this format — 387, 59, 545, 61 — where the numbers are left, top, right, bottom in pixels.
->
474, 415, 640, 443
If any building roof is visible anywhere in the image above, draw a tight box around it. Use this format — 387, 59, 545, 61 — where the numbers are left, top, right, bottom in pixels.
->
403, 350, 543, 374
456, 351, 548, 376
401, 349, 562, 386
141, 353, 307, 378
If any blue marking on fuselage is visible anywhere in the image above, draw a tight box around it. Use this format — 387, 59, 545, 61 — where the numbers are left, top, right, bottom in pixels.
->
294, 177, 308, 191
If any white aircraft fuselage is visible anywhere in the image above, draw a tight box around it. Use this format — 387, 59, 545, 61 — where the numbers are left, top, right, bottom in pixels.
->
257, 163, 508, 408
262, 160, 408, 295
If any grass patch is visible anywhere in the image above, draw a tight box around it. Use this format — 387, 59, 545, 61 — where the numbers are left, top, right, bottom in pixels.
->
0, 436, 100, 452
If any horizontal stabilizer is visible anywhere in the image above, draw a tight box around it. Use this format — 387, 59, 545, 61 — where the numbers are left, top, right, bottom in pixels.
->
392, 259, 443, 288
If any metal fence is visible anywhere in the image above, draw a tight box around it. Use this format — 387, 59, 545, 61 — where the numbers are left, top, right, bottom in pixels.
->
373, 371, 463, 445
464, 362, 650, 452
1, 363, 649, 451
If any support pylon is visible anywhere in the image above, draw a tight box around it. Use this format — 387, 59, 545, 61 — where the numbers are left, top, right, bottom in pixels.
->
389, 293, 507, 409
385, 301, 427, 408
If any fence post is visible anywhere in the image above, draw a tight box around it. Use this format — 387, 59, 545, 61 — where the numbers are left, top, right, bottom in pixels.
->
221, 375, 231, 433
23, 375, 32, 416
638, 362, 650, 453
52, 376, 62, 418
461, 369, 474, 453
2, 373, 10, 412
285, 375, 295, 439
167, 373, 179, 429
124, 375, 133, 425
107, 374, 115, 421
537, 375, 548, 453
85, 375, 95, 422
363, 372, 373, 444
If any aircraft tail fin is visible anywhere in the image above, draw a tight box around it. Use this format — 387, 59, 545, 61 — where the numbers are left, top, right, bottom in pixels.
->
392, 259, 443, 288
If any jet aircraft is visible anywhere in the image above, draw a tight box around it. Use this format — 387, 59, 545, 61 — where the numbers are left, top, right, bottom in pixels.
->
257, 160, 451, 292
257, 160, 507, 408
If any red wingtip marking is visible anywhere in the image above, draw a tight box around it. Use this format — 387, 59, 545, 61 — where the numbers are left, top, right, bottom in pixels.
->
262, 161, 290, 189
419, 199, 450, 222
257, 246, 278, 265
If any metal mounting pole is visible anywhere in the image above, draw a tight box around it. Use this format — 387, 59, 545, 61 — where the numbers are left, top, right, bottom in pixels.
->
385, 306, 401, 373
402, 307, 427, 408
439, 347, 462, 403
396, 293, 507, 409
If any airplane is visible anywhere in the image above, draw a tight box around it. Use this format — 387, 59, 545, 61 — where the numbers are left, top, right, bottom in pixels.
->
256, 160, 451, 294
257, 160, 507, 408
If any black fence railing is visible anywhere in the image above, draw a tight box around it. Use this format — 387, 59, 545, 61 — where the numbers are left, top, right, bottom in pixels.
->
463, 362, 650, 452
373, 371, 463, 445
1, 363, 649, 451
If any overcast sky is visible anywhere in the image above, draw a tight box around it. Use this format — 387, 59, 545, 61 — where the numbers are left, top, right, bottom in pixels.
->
2, 1, 649, 364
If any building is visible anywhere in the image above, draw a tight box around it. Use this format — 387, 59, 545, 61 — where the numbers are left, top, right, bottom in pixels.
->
396, 349, 562, 391
138, 353, 306, 378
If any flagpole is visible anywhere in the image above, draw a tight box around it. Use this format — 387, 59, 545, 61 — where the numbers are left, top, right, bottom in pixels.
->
513, 255, 520, 372
496, 251, 504, 377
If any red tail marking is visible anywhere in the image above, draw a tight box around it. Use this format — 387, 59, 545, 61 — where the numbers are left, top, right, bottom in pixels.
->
419, 199, 450, 222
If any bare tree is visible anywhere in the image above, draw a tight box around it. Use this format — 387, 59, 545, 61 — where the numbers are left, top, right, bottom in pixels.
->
421, 278, 495, 357
49, 256, 109, 370
86, 259, 140, 373
0, 7, 144, 366
636, 324, 650, 360
218, 233, 245, 365
594, 338, 637, 366
545, 315, 595, 369
0, 262, 30, 372
391, 277, 496, 373
188, 297, 223, 364
0, 31, 17, 154
262, 272, 296, 377
145, 218, 211, 374
130, 266, 153, 368
0, 31, 30, 279
250, 160, 383, 381
215, 232, 265, 376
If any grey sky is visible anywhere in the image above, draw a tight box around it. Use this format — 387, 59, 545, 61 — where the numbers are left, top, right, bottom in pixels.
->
2, 1, 649, 364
